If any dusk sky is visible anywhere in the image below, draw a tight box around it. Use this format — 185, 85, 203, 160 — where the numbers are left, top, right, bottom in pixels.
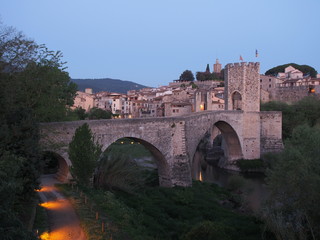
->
1, 0, 319, 87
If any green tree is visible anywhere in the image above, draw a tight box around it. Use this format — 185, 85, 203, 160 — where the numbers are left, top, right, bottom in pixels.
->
261, 96, 320, 139
263, 125, 320, 239
74, 107, 87, 120
0, 23, 77, 122
265, 63, 317, 78
88, 107, 112, 120
68, 123, 101, 186
179, 70, 195, 82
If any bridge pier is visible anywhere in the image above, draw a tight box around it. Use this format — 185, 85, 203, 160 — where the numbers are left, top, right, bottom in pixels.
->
170, 155, 192, 187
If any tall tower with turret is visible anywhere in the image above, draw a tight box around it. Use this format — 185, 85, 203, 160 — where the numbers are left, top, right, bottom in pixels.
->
213, 59, 222, 73
224, 62, 260, 112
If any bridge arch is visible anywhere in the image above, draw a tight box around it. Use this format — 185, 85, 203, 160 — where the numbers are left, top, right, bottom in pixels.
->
191, 120, 243, 181
101, 136, 171, 187
41, 151, 70, 182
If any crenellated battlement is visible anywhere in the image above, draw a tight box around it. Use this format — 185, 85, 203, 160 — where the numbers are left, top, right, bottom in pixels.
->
226, 62, 260, 69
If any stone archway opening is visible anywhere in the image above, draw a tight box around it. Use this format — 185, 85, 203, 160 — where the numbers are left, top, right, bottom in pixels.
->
191, 121, 243, 182
96, 137, 170, 188
41, 151, 69, 182
232, 91, 242, 110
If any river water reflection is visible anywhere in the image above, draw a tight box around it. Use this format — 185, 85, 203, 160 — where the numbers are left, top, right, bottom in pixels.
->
202, 165, 269, 212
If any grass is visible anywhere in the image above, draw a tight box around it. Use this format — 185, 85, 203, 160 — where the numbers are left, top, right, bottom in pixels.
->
33, 202, 50, 236
58, 181, 264, 240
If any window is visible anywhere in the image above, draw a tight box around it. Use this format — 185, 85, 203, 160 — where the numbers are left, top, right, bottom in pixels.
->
232, 91, 242, 110
269, 84, 271, 88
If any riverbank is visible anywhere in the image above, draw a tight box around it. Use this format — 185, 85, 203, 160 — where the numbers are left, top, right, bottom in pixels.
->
58, 181, 266, 240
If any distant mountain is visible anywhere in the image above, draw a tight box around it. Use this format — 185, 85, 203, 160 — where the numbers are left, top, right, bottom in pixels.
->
71, 78, 148, 94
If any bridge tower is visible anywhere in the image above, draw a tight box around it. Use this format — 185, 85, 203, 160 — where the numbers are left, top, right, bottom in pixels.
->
224, 62, 260, 112
224, 62, 261, 160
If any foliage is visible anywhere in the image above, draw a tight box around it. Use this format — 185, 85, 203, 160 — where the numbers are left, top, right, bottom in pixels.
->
88, 107, 112, 120
69, 123, 102, 186
265, 63, 317, 78
236, 159, 265, 172
226, 175, 247, 192
196, 71, 223, 81
183, 221, 232, 240
0, 151, 38, 240
263, 125, 320, 239
261, 96, 320, 139
73, 107, 87, 120
94, 154, 147, 193
12, 62, 77, 122
104, 138, 152, 159
179, 70, 195, 82
0, 108, 41, 199
189, 81, 198, 89
0, 23, 77, 123
60, 181, 262, 240
64, 107, 87, 121
0, 22, 77, 238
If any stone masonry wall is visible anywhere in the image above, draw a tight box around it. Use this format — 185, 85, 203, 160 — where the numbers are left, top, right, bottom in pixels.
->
225, 62, 260, 112
40, 108, 283, 186
274, 86, 310, 103
260, 111, 283, 153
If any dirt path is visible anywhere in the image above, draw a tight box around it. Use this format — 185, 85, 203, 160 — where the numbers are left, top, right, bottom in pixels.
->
38, 174, 87, 240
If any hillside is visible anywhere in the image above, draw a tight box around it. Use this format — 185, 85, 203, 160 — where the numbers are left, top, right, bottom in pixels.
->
71, 78, 148, 94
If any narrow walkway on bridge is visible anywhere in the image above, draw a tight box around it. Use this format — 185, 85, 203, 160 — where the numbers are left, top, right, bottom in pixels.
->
37, 174, 87, 240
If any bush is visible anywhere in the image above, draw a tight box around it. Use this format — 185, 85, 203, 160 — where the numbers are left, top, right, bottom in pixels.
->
94, 155, 146, 193
226, 175, 246, 191
183, 221, 232, 240
88, 107, 112, 120
236, 159, 265, 172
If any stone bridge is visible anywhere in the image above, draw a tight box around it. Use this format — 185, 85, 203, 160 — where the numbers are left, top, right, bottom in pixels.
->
40, 110, 282, 187
40, 62, 283, 187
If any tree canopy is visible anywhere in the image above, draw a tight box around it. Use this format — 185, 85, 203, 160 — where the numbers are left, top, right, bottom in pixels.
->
88, 107, 112, 120
265, 63, 318, 77
0, 22, 78, 238
261, 96, 320, 139
179, 70, 195, 82
264, 125, 320, 239
68, 123, 102, 186
0, 23, 77, 122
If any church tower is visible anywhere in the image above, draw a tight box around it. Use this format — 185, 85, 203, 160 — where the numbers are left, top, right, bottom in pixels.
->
213, 59, 222, 73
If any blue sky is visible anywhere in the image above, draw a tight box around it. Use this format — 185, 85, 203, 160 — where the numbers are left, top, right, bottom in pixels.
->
1, 0, 319, 87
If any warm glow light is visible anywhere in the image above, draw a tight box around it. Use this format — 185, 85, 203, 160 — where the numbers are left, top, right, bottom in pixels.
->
36, 186, 55, 193
131, 142, 134, 144
310, 88, 316, 93
40, 228, 78, 240
39, 232, 50, 240
200, 104, 204, 111
121, 141, 124, 144
128, 114, 132, 119
199, 171, 203, 181
119, 115, 122, 119
39, 200, 68, 210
